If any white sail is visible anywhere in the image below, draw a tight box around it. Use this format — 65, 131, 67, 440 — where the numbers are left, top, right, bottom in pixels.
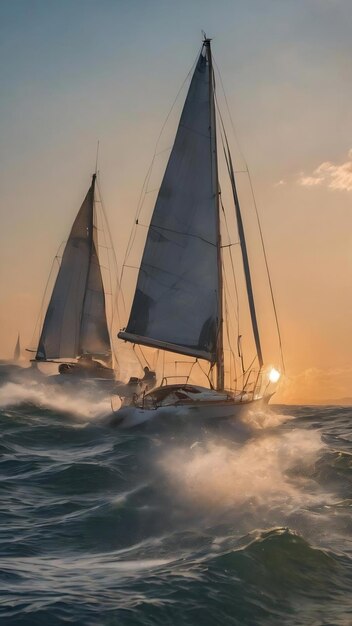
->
79, 240, 111, 362
119, 48, 220, 363
36, 176, 111, 362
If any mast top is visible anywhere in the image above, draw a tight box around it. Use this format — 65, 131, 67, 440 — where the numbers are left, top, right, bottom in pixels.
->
202, 30, 212, 44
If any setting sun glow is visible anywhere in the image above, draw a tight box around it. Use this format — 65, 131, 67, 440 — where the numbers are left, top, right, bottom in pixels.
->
269, 368, 281, 384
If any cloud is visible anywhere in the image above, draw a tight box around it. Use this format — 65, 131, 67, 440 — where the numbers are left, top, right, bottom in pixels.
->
274, 179, 286, 187
298, 149, 352, 191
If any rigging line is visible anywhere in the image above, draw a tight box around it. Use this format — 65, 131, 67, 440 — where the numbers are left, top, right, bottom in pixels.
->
224, 280, 238, 382
94, 181, 126, 327
96, 177, 120, 289
221, 249, 241, 372
138, 345, 151, 370
225, 276, 235, 358
209, 361, 216, 388
225, 310, 241, 380
124, 153, 156, 263
242, 355, 257, 391
96, 177, 124, 334
243, 354, 258, 379
132, 344, 145, 369
194, 358, 213, 388
219, 191, 240, 335
222, 257, 238, 324
95, 177, 121, 366
246, 170, 286, 374
223, 288, 237, 390
29, 240, 65, 350
212, 55, 247, 167
188, 359, 197, 382
213, 59, 285, 373
221, 213, 240, 321
223, 267, 239, 388
220, 120, 263, 370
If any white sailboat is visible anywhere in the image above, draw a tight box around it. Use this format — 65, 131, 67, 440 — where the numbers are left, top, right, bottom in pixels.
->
31, 174, 116, 383
0, 334, 22, 374
114, 37, 283, 425
13, 334, 21, 362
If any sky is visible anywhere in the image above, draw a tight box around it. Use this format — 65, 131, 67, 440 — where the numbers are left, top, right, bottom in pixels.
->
0, 0, 351, 403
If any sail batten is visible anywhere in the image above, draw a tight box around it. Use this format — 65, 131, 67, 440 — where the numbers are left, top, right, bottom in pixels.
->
120, 45, 220, 363
36, 176, 111, 362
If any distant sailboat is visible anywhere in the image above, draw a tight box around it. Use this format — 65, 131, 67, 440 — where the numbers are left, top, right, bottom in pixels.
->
0, 333, 22, 375
13, 334, 21, 362
33, 174, 115, 381
115, 37, 283, 425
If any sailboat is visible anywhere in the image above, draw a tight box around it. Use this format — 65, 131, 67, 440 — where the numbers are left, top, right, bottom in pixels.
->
32, 173, 116, 382
13, 334, 21, 362
114, 37, 282, 425
0, 334, 21, 373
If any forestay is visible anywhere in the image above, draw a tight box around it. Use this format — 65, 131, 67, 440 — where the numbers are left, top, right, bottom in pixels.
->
119, 47, 220, 362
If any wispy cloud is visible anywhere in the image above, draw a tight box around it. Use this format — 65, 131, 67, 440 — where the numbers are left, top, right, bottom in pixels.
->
298, 149, 352, 191
274, 179, 286, 187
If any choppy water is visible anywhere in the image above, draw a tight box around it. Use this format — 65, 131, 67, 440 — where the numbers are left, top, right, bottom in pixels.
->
0, 366, 351, 625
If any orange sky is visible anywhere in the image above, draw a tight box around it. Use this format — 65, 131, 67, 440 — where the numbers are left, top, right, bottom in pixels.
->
1, 0, 351, 403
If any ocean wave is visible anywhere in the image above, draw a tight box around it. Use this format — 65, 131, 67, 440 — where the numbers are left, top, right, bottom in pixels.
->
0, 379, 351, 625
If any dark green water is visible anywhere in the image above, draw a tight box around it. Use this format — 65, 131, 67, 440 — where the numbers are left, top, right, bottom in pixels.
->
0, 367, 351, 625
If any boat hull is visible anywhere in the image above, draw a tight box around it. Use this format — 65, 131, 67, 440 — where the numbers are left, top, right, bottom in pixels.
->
58, 363, 115, 380
107, 395, 270, 429
46, 374, 118, 395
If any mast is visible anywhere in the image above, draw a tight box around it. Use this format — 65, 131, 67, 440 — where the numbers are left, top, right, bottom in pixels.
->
224, 136, 263, 369
205, 38, 224, 391
77, 172, 112, 362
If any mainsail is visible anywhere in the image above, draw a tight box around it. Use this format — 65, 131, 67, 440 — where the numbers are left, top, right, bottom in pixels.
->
36, 175, 111, 362
119, 38, 270, 392
119, 43, 221, 364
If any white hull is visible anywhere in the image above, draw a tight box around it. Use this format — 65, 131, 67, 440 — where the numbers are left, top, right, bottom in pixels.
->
107, 395, 270, 429
47, 374, 118, 394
